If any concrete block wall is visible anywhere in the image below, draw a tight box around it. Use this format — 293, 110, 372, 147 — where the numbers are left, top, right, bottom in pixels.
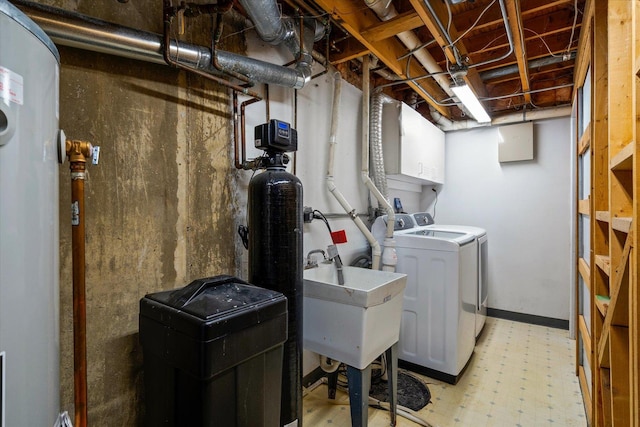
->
44, 1, 246, 423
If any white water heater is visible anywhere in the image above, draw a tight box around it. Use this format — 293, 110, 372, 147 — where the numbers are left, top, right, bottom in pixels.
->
0, 1, 61, 425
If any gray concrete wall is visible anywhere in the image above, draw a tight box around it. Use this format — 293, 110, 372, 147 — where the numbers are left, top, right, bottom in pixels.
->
39, 0, 244, 424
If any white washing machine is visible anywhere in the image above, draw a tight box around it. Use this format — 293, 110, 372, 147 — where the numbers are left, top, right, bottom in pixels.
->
372, 215, 477, 384
411, 213, 488, 339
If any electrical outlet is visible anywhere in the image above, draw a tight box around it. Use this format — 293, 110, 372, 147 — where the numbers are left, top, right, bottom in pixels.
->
303, 206, 314, 223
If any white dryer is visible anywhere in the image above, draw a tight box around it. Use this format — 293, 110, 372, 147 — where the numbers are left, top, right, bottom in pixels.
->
372, 215, 477, 384
411, 213, 488, 339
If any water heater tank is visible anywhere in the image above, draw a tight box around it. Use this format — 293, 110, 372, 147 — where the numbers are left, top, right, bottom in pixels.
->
0, 2, 61, 425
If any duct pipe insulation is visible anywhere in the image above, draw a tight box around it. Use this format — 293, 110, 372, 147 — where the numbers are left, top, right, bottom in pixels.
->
13, 0, 310, 89
248, 152, 303, 427
364, 0, 453, 98
369, 92, 393, 204
238, 0, 324, 86
325, 72, 384, 271
360, 57, 397, 271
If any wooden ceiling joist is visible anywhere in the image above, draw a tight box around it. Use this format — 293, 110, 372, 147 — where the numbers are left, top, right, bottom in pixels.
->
505, 0, 531, 102
467, 23, 582, 58
314, 0, 451, 117
329, 38, 370, 65
360, 11, 423, 42
409, 0, 487, 97
453, 0, 576, 37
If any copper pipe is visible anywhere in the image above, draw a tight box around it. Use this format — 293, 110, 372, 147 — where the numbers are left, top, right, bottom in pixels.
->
66, 139, 93, 427
240, 96, 261, 168
210, 13, 253, 84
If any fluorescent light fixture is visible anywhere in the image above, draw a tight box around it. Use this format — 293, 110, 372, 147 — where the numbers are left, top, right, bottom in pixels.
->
450, 84, 491, 123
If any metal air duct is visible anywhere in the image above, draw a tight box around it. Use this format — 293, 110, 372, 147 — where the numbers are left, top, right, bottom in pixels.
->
12, 0, 314, 89
238, 0, 324, 86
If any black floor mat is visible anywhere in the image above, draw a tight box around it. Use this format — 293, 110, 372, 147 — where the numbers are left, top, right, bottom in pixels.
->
369, 371, 431, 411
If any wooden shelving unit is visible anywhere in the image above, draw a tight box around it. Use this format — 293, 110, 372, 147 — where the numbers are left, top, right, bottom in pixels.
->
575, 1, 640, 425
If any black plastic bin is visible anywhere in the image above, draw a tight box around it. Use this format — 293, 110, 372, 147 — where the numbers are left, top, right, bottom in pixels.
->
139, 275, 287, 427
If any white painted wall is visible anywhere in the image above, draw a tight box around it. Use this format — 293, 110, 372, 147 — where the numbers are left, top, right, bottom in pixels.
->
241, 36, 407, 376
241, 34, 572, 380
421, 118, 573, 320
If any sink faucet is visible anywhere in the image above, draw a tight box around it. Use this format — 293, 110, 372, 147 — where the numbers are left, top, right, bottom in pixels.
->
305, 249, 327, 269
326, 244, 344, 286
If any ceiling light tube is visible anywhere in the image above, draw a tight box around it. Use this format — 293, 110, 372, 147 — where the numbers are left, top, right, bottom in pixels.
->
451, 84, 492, 123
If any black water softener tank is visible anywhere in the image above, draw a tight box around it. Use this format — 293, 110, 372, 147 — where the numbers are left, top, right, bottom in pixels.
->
248, 120, 303, 427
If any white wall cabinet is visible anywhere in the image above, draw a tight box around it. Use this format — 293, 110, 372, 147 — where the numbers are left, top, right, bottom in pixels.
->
382, 101, 445, 185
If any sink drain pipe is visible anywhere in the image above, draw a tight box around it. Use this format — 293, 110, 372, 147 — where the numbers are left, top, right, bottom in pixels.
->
326, 70, 384, 270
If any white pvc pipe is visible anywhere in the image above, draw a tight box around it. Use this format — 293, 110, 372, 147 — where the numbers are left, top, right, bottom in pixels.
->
326, 71, 383, 270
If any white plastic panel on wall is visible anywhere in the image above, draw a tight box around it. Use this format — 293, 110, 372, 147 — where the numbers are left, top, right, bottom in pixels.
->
498, 121, 534, 163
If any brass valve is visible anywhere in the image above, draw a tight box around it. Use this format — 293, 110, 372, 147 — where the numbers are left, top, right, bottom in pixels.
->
65, 140, 93, 164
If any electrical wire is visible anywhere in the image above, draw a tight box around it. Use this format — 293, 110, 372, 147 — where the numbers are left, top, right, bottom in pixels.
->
313, 209, 333, 234
432, 188, 438, 220
523, 28, 567, 58
566, 0, 579, 57
445, 0, 452, 35
479, 83, 574, 101
448, 0, 497, 47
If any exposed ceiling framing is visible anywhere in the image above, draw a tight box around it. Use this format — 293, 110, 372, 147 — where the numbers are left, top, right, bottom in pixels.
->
289, 0, 585, 123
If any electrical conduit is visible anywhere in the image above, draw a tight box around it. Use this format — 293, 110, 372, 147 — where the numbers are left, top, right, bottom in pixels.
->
326, 71, 384, 270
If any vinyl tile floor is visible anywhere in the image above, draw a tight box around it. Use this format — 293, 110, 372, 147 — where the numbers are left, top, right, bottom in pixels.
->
302, 317, 587, 426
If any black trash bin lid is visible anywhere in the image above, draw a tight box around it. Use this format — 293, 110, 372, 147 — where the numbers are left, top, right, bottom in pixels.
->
142, 275, 287, 340
160, 275, 283, 320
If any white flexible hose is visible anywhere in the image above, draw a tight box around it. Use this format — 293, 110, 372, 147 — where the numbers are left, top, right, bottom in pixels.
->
326, 71, 383, 270
319, 355, 341, 373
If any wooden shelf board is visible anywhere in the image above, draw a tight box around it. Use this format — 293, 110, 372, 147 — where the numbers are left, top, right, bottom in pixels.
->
595, 210, 610, 222
600, 367, 612, 423
595, 254, 611, 276
579, 314, 592, 366
596, 295, 610, 317
610, 325, 631, 424
578, 198, 590, 216
611, 216, 632, 233
599, 328, 610, 367
607, 234, 632, 327
579, 124, 591, 155
578, 257, 590, 288
610, 141, 634, 171
578, 366, 592, 426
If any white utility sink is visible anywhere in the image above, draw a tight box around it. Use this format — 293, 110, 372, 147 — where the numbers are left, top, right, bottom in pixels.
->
303, 265, 407, 369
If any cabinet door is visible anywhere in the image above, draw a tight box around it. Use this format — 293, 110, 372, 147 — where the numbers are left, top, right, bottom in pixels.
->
400, 104, 445, 184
